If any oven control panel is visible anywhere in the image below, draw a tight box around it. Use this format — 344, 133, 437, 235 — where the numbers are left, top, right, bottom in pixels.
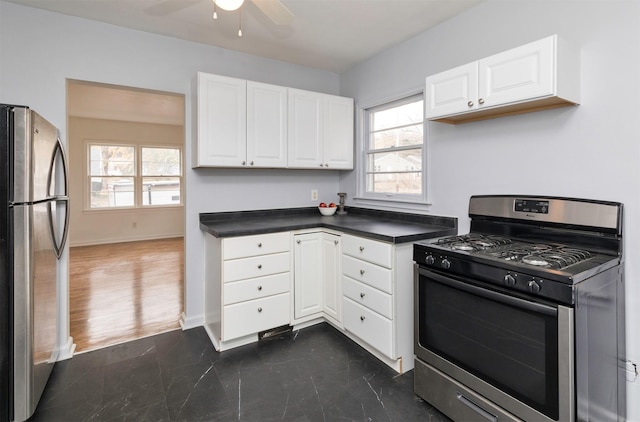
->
414, 249, 575, 305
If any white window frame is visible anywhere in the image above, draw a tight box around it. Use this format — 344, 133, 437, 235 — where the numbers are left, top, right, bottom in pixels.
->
85, 141, 183, 211
355, 92, 430, 209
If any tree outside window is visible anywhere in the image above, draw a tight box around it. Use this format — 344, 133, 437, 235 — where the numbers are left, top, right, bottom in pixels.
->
363, 95, 424, 201
88, 143, 182, 209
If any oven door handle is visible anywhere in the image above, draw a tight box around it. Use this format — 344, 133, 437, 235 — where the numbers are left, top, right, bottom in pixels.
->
419, 268, 558, 317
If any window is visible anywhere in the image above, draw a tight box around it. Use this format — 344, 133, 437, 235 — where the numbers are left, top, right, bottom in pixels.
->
362, 94, 425, 202
88, 143, 182, 209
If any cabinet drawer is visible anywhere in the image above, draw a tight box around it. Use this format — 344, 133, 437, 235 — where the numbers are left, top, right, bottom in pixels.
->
223, 293, 290, 341
224, 252, 290, 283
224, 272, 290, 305
342, 234, 392, 268
223, 232, 290, 260
342, 255, 392, 294
342, 276, 392, 319
343, 297, 393, 358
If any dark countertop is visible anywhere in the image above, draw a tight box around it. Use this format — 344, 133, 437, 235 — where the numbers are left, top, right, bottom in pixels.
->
199, 207, 457, 244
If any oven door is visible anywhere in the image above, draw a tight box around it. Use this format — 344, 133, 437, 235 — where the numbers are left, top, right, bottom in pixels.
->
414, 266, 574, 422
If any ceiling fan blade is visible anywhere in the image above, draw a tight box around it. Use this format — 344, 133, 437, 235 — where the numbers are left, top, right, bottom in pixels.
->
144, 0, 204, 16
251, 0, 294, 25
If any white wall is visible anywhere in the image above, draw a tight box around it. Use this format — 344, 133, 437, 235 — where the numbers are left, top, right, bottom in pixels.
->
340, 0, 640, 418
0, 1, 342, 357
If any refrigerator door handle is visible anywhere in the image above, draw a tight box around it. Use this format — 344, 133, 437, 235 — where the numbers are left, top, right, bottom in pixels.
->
48, 199, 69, 260
47, 138, 69, 198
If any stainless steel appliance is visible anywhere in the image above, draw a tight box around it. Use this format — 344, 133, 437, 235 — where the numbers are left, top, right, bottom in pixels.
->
0, 104, 69, 422
413, 195, 624, 422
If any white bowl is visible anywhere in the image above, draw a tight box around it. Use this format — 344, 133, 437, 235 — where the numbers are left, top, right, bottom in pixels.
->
318, 206, 337, 216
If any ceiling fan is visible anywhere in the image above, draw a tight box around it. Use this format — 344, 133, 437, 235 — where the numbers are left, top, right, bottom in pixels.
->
145, 0, 294, 36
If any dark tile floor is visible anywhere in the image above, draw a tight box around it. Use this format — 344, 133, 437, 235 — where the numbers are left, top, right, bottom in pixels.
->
32, 323, 451, 421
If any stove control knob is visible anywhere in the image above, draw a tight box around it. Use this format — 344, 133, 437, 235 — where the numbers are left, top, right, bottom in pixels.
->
528, 280, 541, 293
504, 274, 516, 287
425, 255, 435, 265
441, 259, 451, 269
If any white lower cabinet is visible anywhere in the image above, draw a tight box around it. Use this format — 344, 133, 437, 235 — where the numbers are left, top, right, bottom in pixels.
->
293, 231, 341, 324
204, 228, 415, 373
341, 234, 415, 373
204, 232, 292, 351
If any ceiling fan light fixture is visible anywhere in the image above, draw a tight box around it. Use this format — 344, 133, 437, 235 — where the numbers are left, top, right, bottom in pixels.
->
215, 0, 245, 11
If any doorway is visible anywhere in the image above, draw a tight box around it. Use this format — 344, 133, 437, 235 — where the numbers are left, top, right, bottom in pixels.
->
66, 80, 185, 353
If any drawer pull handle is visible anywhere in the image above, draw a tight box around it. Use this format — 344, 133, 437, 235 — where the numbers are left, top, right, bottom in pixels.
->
257, 264, 262, 269
258, 285, 263, 291
359, 246, 365, 252
360, 292, 365, 298
258, 242, 262, 247
360, 269, 365, 275
258, 307, 262, 313
360, 316, 365, 321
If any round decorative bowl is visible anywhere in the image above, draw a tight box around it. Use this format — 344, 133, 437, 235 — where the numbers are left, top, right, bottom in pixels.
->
318, 206, 337, 216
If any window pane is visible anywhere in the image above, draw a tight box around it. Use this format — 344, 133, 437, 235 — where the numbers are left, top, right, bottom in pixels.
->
89, 145, 135, 176
142, 147, 181, 176
371, 99, 423, 131
371, 124, 423, 149
366, 172, 422, 194
142, 177, 181, 206
90, 176, 134, 208
367, 149, 422, 172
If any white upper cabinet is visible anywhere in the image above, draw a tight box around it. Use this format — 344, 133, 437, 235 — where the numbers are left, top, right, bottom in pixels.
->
323, 94, 354, 169
288, 89, 354, 170
196, 73, 247, 167
425, 35, 580, 124
247, 81, 288, 167
196, 73, 353, 169
288, 89, 323, 169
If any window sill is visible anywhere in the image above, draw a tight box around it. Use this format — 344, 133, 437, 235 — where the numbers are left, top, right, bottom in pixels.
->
83, 204, 184, 214
353, 196, 432, 213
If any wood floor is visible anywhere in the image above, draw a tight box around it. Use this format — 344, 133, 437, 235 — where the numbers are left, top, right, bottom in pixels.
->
69, 237, 184, 353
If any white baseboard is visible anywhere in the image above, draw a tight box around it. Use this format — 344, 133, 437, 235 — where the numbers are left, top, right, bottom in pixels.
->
56, 336, 76, 361
179, 311, 203, 330
70, 233, 184, 248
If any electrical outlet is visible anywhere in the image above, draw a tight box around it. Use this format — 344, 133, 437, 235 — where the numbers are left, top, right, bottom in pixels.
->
311, 190, 318, 201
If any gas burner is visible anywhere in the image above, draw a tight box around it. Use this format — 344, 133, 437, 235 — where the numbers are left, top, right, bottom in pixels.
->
438, 234, 512, 251
522, 256, 551, 267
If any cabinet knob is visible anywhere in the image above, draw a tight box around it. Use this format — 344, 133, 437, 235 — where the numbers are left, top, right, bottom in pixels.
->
360, 292, 365, 298
258, 285, 263, 291
297, 240, 301, 244
467, 101, 474, 107
324, 163, 329, 167
257, 264, 262, 269
478, 98, 485, 105
319, 163, 324, 167
360, 269, 365, 275
258, 242, 262, 247
359, 246, 365, 252
258, 307, 262, 313
242, 160, 246, 165
334, 240, 339, 245
250, 161, 254, 166
360, 316, 365, 321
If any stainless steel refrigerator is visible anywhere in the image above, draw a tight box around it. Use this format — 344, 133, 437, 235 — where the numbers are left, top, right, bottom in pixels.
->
0, 104, 69, 422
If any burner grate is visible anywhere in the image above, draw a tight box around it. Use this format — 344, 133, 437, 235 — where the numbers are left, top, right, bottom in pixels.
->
437, 234, 512, 251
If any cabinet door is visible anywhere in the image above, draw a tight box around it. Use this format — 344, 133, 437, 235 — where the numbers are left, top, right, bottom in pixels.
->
288, 89, 323, 169
294, 233, 323, 319
321, 233, 341, 324
247, 81, 288, 168
425, 62, 478, 119
323, 95, 354, 170
196, 73, 247, 167
478, 36, 554, 108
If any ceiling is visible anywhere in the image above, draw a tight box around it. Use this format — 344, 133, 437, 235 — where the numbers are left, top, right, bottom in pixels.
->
7, 0, 481, 73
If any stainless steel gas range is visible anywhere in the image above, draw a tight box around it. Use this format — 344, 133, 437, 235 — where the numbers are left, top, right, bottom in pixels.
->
413, 195, 625, 422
